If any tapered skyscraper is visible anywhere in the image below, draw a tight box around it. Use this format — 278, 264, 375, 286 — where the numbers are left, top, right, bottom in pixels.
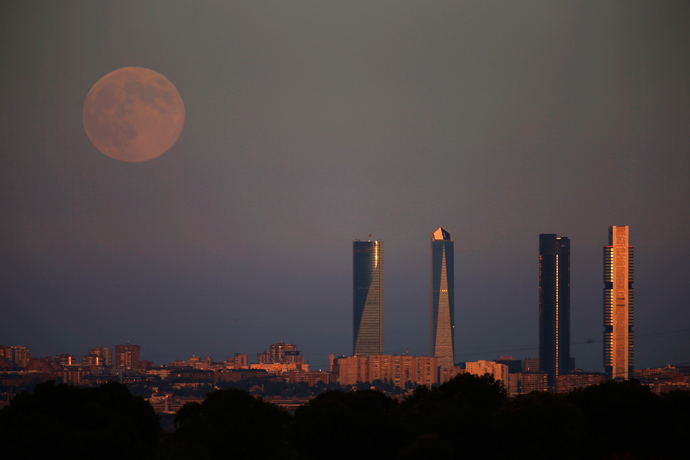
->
431, 227, 455, 368
604, 226, 634, 380
353, 240, 383, 356
539, 234, 571, 389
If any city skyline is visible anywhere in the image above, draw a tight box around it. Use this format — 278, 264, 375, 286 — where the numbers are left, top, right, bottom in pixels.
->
2, 3, 689, 372
0, 225, 655, 377
0, 224, 686, 373
431, 227, 455, 368
0, 224, 685, 374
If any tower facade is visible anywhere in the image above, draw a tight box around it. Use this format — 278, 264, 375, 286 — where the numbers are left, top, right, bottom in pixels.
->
539, 234, 571, 389
353, 240, 383, 356
431, 227, 455, 368
604, 226, 634, 379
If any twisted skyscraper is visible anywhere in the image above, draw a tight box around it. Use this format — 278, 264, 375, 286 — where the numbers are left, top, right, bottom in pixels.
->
353, 240, 384, 356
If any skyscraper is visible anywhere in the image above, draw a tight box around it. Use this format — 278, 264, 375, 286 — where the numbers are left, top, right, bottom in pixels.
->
353, 240, 383, 356
431, 227, 455, 368
604, 226, 634, 380
539, 233, 571, 389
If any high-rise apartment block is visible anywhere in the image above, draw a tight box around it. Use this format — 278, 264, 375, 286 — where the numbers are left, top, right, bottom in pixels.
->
257, 341, 304, 364
523, 357, 540, 372
353, 240, 384, 356
54, 354, 76, 367
88, 346, 113, 366
431, 227, 455, 368
0, 345, 30, 368
539, 234, 571, 389
115, 343, 141, 370
226, 353, 248, 369
604, 226, 634, 379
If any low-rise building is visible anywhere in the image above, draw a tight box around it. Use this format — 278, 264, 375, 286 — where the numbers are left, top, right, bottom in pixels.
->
510, 371, 548, 396
439, 365, 465, 384
336, 355, 437, 388
556, 372, 606, 393
465, 360, 510, 393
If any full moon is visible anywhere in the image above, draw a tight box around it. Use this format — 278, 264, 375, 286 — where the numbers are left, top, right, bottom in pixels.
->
83, 67, 185, 162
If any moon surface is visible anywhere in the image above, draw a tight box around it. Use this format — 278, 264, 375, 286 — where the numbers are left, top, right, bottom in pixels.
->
83, 67, 185, 162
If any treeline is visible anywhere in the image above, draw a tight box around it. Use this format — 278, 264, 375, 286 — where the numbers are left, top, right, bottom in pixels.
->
2, 374, 689, 459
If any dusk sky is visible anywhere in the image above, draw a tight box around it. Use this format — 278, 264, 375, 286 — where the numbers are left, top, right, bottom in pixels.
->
2, 1, 689, 372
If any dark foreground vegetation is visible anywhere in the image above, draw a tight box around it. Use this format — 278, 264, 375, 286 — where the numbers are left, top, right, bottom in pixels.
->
2, 375, 689, 459
0, 380, 159, 459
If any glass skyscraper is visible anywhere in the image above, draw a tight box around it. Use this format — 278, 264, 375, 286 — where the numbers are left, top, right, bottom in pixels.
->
539, 234, 571, 389
604, 226, 634, 379
431, 227, 455, 368
353, 240, 383, 356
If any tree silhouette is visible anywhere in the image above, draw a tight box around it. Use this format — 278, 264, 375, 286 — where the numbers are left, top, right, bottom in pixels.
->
492, 391, 585, 459
657, 389, 690, 457
172, 388, 293, 459
0, 380, 159, 459
292, 389, 400, 460
566, 379, 664, 459
400, 373, 507, 459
